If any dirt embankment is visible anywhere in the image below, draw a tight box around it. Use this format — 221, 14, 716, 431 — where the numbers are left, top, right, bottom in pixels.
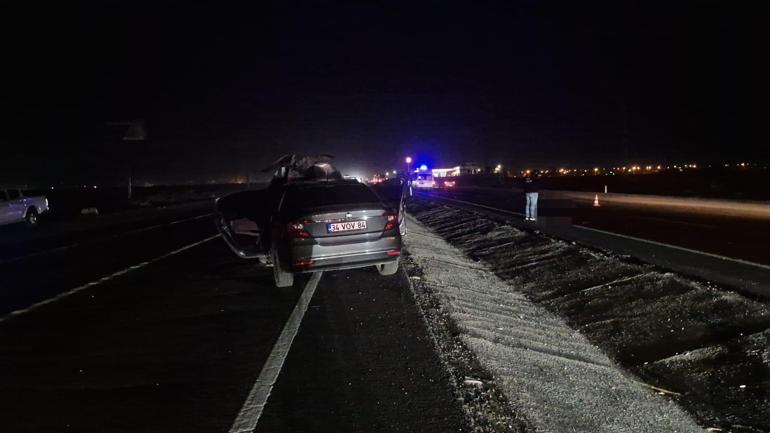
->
407, 198, 770, 433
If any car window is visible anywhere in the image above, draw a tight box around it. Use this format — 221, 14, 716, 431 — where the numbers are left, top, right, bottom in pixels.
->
371, 181, 404, 203
282, 183, 381, 216
6, 189, 20, 200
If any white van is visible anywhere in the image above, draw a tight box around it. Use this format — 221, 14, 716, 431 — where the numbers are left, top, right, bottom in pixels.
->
412, 173, 435, 189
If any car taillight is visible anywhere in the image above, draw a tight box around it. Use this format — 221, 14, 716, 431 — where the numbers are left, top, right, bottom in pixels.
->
293, 259, 315, 268
383, 212, 397, 231
287, 220, 313, 238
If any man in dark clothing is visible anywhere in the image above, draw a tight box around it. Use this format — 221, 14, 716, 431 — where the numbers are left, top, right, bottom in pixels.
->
523, 171, 540, 221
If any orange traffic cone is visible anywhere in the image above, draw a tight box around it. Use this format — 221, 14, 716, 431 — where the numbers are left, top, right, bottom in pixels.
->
593, 194, 601, 207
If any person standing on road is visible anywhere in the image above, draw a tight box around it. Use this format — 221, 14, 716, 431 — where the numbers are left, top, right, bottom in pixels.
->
524, 171, 540, 222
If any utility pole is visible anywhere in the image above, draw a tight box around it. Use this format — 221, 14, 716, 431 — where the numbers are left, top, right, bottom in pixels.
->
621, 103, 630, 164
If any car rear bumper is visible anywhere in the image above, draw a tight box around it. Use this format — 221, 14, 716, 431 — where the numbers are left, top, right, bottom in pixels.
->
288, 235, 401, 273
292, 249, 400, 273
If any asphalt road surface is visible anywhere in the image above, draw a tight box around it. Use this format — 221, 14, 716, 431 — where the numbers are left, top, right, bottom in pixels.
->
0, 201, 465, 433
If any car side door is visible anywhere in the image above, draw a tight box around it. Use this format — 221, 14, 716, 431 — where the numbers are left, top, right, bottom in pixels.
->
4, 189, 25, 222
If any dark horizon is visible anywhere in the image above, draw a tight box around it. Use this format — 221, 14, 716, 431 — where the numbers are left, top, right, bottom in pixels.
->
3, 1, 769, 185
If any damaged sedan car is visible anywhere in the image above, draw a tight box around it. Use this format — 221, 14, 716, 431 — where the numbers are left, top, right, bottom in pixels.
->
215, 154, 404, 287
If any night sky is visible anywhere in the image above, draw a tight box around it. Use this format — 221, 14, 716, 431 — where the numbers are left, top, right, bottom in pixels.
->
3, 1, 769, 185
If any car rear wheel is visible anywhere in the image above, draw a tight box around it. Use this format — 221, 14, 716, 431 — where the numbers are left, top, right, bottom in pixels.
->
271, 248, 294, 287
25, 208, 39, 226
376, 258, 399, 276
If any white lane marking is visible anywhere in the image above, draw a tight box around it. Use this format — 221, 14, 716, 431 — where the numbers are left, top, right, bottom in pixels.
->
573, 225, 770, 271
228, 271, 323, 433
0, 234, 221, 323
0, 213, 213, 265
416, 191, 525, 217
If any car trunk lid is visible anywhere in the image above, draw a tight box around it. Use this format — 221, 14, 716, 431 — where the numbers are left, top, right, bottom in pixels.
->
301, 207, 387, 245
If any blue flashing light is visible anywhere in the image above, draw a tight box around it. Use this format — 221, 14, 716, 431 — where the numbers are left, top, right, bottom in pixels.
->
419, 164, 428, 171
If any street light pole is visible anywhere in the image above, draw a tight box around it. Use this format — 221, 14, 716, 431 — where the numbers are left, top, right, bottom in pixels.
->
405, 156, 413, 197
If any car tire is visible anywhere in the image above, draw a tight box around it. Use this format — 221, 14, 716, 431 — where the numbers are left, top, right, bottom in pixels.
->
376, 258, 399, 276
25, 208, 39, 227
272, 248, 294, 287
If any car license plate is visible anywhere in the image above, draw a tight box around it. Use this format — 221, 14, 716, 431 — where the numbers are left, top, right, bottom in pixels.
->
327, 221, 367, 233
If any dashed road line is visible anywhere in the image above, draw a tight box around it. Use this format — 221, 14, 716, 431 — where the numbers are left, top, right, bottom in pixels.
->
228, 271, 323, 433
0, 213, 212, 265
0, 234, 220, 323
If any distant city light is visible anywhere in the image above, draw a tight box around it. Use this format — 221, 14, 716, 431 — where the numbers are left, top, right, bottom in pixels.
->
385, 159, 750, 182
405, 156, 412, 164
